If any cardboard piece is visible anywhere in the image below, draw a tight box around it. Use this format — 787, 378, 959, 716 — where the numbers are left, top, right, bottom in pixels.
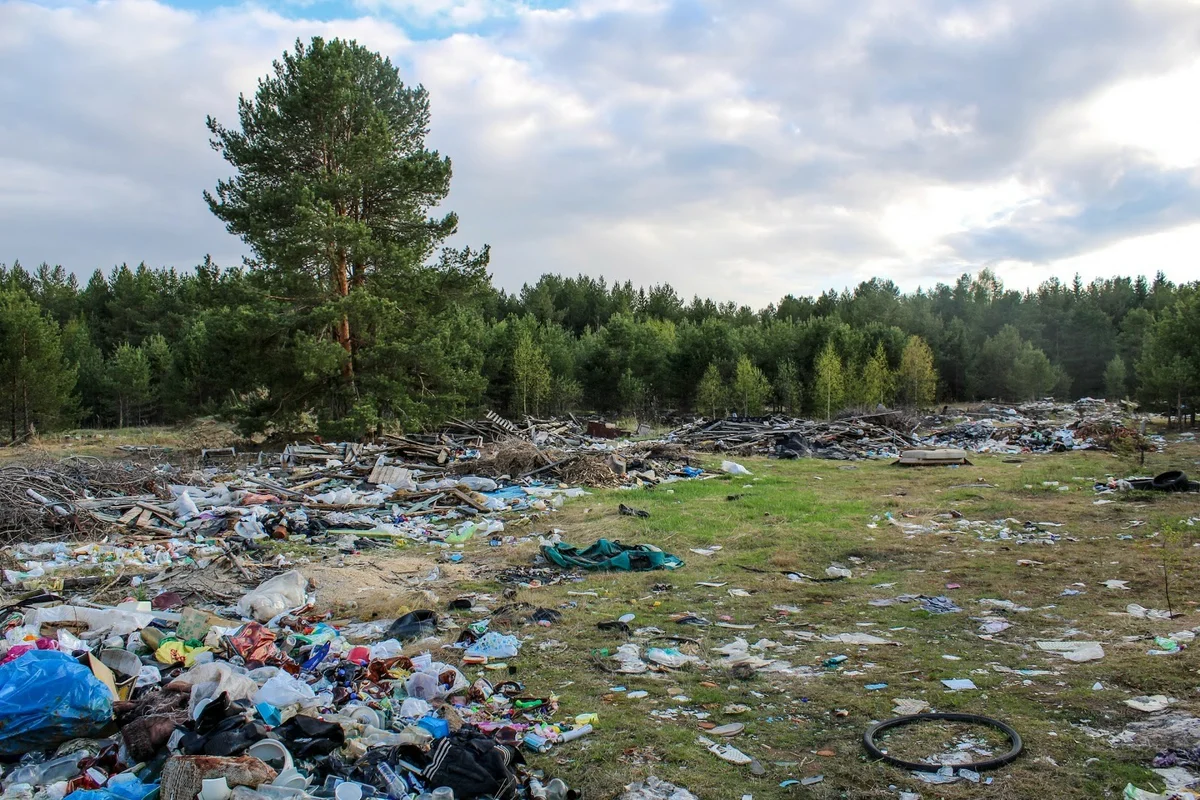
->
177, 607, 236, 642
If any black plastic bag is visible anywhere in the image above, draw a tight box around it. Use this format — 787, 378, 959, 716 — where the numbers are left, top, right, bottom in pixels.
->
385, 610, 438, 642
275, 715, 346, 758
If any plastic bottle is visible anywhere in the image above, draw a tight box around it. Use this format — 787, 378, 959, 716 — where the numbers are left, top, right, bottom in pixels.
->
544, 780, 568, 800
557, 724, 592, 743
431, 789, 453, 800
2, 754, 84, 789
376, 764, 405, 800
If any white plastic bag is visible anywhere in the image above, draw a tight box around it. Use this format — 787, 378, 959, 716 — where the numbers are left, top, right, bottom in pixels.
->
399, 698, 432, 718
456, 477, 498, 493
254, 671, 318, 709
465, 632, 520, 659
173, 489, 200, 519
237, 570, 308, 622
403, 662, 466, 700
370, 639, 404, 660
721, 461, 752, 476
178, 662, 258, 716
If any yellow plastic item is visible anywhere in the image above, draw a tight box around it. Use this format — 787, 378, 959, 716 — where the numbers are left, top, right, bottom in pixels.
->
154, 639, 212, 667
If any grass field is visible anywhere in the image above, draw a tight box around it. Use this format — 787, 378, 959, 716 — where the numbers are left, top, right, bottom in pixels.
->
438, 445, 1200, 799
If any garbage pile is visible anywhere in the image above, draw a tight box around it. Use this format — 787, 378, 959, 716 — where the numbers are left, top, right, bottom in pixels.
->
918, 398, 1141, 455
0, 574, 592, 800
2, 418, 714, 586
663, 399, 1143, 460
666, 413, 921, 460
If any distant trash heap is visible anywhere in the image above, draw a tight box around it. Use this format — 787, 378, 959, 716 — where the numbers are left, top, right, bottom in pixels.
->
668, 398, 1144, 461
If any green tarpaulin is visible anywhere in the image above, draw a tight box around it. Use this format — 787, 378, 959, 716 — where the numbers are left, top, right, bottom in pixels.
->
540, 538, 684, 571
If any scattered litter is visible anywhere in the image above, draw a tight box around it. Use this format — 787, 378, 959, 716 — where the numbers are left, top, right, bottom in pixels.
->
941, 679, 978, 691
618, 776, 699, 800
920, 596, 962, 614
699, 735, 753, 765
1126, 696, 1177, 713
1125, 604, 1173, 620
1036, 641, 1106, 662
893, 699, 931, 715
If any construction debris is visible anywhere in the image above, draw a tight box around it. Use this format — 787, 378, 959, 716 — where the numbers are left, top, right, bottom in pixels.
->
664, 399, 1144, 461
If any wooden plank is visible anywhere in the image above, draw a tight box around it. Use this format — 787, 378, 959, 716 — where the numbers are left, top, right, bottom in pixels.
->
448, 487, 490, 513
137, 502, 183, 528
135, 509, 153, 528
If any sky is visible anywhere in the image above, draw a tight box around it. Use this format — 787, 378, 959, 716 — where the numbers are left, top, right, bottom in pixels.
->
1, 0, 1199, 306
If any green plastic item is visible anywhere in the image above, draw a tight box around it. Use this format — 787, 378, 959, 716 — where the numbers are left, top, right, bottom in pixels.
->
540, 538, 683, 571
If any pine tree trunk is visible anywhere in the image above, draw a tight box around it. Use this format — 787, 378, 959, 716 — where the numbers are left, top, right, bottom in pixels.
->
334, 249, 354, 383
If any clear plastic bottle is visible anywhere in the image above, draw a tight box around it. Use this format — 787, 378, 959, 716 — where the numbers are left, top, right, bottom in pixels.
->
376, 763, 405, 800
431, 789, 453, 800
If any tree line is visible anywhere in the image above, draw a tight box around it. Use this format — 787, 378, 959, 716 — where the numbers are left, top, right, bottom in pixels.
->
1, 259, 1196, 439
1, 37, 1197, 440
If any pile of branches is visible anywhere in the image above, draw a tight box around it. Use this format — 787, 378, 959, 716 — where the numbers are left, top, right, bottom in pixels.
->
668, 413, 920, 459
0, 456, 170, 544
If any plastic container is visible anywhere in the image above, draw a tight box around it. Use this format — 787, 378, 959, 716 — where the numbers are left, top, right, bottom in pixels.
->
431, 789, 453, 800
416, 717, 449, 740
558, 724, 592, 743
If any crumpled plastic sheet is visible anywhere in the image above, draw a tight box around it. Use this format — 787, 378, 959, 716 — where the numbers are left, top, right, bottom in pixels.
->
236, 570, 308, 623
618, 776, 699, 800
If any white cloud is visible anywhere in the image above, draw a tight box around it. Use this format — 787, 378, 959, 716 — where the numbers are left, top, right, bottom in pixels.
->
994, 221, 1200, 289
879, 179, 1051, 257
1086, 60, 1200, 168
2, 0, 1200, 306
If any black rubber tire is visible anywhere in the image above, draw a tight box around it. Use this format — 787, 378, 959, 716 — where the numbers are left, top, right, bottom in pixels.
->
863, 712, 1024, 772
1152, 470, 1189, 491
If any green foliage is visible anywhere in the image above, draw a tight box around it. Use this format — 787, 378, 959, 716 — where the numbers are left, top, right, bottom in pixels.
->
203, 36, 487, 435
550, 375, 583, 414
1013, 343, 1058, 401
61, 319, 105, 426
107, 343, 150, 428
695, 363, 726, 418
512, 330, 551, 416
1138, 289, 1200, 425
897, 335, 936, 408
812, 341, 845, 419
731, 355, 771, 416
774, 359, 802, 414
860, 343, 895, 407
617, 368, 646, 417
970, 325, 1062, 401
1104, 354, 1128, 400
0, 292, 77, 438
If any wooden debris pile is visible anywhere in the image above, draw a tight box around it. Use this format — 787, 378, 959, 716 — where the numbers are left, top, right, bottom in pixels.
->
667, 414, 919, 460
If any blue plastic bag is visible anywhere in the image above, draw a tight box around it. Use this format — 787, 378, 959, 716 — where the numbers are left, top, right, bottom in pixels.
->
0, 650, 113, 754
65, 781, 157, 800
